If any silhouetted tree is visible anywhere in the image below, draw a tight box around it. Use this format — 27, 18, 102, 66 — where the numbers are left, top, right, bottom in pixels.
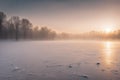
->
116, 30, 120, 39
8, 18, 15, 39
21, 18, 32, 39
48, 31, 57, 40
39, 27, 57, 40
9, 16, 20, 40
2, 21, 9, 39
33, 26, 39, 39
39, 27, 49, 39
59, 32, 70, 39
0, 12, 6, 39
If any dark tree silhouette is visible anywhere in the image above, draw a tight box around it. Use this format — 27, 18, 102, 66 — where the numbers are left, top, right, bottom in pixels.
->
39, 27, 50, 39
8, 18, 16, 39
39, 27, 57, 40
33, 26, 39, 39
9, 16, 20, 40
0, 12, 6, 39
21, 18, 32, 39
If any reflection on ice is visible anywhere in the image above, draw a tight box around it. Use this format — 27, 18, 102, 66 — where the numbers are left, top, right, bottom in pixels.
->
104, 41, 113, 65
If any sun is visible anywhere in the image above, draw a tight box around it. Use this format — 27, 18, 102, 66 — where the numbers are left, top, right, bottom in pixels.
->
105, 28, 112, 33
102, 23, 114, 33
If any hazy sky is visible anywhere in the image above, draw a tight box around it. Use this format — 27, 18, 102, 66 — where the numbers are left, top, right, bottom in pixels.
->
0, 0, 120, 33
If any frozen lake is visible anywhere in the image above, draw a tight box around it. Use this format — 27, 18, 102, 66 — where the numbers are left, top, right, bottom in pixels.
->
0, 40, 120, 80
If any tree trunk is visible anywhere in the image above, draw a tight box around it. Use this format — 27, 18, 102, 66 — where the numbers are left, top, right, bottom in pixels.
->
16, 26, 19, 41
0, 23, 2, 39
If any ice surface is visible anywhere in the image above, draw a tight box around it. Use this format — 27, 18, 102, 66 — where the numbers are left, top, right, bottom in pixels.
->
0, 40, 120, 80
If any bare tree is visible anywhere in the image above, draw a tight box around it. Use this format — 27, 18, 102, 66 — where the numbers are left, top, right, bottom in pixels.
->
9, 16, 20, 40
39, 27, 56, 40
21, 18, 32, 39
0, 12, 6, 39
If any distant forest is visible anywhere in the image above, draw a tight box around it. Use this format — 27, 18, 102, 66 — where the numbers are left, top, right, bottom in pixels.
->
0, 11, 120, 40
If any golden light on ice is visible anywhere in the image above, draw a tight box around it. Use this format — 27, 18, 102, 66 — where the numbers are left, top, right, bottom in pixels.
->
103, 41, 114, 66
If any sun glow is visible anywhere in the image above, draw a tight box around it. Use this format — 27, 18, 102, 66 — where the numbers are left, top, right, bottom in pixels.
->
103, 23, 114, 33
105, 28, 112, 33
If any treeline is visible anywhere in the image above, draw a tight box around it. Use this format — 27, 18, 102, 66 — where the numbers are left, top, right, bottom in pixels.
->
1, 11, 120, 41
0, 11, 58, 40
81, 30, 120, 40
66, 30, 120, 40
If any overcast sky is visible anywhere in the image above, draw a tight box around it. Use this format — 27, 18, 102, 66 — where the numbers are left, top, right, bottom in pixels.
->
0, 0, 120, 33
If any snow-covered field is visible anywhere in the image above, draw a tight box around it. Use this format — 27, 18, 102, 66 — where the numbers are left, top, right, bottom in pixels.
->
0, 40, 120, 80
